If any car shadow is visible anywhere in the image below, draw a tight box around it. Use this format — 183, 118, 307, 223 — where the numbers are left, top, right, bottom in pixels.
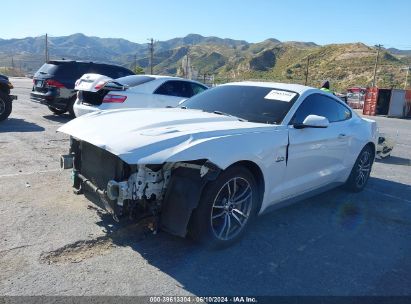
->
0, 118, 45, 133
375, 156, 411, 166
42, 114, 72, 123
91, 177, 411, 296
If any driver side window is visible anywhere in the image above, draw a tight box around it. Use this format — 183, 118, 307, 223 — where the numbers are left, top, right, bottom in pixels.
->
292, 94, 351, 124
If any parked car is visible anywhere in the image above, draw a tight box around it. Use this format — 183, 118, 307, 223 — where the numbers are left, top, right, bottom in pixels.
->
0, 74, 17, 122
31, 60, 134, 117
58, 82, 378, 248
73, 74, 208, 117
335, 92, 348, 104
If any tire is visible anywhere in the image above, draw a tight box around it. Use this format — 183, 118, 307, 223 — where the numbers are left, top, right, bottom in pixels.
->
67, 97, 76, 118
344, 145, 374, 192
0, 91, 12, 122
48, 106, 67, 115
188, 165, 259, 249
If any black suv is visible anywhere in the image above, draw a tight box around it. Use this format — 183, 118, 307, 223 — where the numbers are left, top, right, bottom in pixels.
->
31, 60, 134, 116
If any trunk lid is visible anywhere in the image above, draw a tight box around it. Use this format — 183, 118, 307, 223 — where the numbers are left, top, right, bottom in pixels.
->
75, 73, 113, 106
75, 73, 113, 92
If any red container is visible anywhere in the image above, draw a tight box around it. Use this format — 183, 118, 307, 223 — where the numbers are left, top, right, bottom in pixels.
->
363, 87, 378, 116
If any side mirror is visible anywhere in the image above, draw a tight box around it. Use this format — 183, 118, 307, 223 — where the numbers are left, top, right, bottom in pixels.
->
294, 115, 329, 129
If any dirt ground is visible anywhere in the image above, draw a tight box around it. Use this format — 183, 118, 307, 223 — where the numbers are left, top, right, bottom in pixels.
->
0, 78, 410, 296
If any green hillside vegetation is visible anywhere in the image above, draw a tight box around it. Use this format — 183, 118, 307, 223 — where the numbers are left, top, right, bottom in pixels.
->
0, 34, 409, 91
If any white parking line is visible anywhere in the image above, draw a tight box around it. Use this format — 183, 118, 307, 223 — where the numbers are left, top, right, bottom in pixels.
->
365, 188, 411, 204
0, 169, 60, 179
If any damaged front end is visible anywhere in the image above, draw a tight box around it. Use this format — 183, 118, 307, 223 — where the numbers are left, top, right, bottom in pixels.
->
61, 137, 220, 236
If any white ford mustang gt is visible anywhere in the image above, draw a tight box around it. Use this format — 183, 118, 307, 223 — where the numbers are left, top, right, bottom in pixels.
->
58, 82, 378, 248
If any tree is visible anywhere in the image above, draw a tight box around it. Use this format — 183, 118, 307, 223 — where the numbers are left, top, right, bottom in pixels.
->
134, 65, 145, 74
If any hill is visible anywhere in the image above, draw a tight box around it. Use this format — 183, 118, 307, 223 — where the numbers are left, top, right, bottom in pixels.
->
0, 33, 409, 91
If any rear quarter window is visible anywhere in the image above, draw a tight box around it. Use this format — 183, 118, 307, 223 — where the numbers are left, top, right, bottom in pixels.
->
55, 63, 89, 80
190, 82, 207, 96
35, 63, 59, 76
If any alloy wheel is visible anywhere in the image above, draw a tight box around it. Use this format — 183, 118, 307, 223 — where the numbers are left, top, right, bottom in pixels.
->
355, 150, 372, 188
210, 177, 253, 241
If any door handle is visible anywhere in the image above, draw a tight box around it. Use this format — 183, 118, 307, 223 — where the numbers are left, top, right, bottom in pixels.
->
338, 133, 347, 139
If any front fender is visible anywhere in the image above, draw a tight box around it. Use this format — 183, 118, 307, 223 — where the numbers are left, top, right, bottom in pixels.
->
144, 129, 288, 171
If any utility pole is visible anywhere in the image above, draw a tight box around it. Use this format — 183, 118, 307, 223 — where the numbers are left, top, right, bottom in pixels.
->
185, 46, 190, 79
45, 33, 49, 63
304, 56, 310, 86
372, 44, 382, 87
148, 38, 154, 74
11, 56, 15, 69
134, 54, 137, 73
401, 66, 411, 89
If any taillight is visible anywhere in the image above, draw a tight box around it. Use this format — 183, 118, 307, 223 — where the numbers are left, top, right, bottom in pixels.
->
103, 94, 127, 103
45, 79, 65, 88
94, 81, 107, 90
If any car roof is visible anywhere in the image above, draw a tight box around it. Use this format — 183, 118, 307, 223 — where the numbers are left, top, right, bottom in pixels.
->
48, 60, 129, 69
142, 75, 208, 86
222, 81, 314, 94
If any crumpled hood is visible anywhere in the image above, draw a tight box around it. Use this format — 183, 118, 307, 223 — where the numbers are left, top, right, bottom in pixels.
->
58, 108, 275, 165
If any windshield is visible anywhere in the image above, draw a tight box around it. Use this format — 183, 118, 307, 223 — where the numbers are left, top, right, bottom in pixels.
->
181, 85, 299, 124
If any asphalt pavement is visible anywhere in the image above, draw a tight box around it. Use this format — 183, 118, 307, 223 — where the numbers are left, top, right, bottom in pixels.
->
0, 78, 410, 296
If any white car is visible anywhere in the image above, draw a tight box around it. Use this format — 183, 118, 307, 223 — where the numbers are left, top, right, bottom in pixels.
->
58, 82, 378, 248
73, 74, 208, 117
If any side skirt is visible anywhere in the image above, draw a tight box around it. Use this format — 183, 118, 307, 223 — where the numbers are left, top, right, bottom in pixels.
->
259, 182, 343, 215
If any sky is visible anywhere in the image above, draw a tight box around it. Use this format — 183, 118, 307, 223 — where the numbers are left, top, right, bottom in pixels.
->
2, 0, 411, 49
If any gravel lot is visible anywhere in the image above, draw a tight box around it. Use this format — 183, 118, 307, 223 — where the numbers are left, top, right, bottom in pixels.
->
1, 78, 410, 296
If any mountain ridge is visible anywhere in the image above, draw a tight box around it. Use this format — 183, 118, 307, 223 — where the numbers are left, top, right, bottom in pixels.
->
0, 33, 409, 90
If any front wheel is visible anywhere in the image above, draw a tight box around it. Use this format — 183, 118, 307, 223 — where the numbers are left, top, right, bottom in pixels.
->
344, 145, 374, 192
0, 91, 12, 122
188, 166, 259, 248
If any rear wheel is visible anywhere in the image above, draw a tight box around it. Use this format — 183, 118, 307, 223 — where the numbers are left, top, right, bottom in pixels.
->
189, 166, 259, 248
344, 145, 374, 192
48, 106, 66, 115
67, 97, 76, 118
0, 91, 12, 122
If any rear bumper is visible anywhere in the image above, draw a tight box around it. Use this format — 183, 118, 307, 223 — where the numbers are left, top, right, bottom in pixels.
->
73, 99, 100, 117
30, 92, 69, 110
